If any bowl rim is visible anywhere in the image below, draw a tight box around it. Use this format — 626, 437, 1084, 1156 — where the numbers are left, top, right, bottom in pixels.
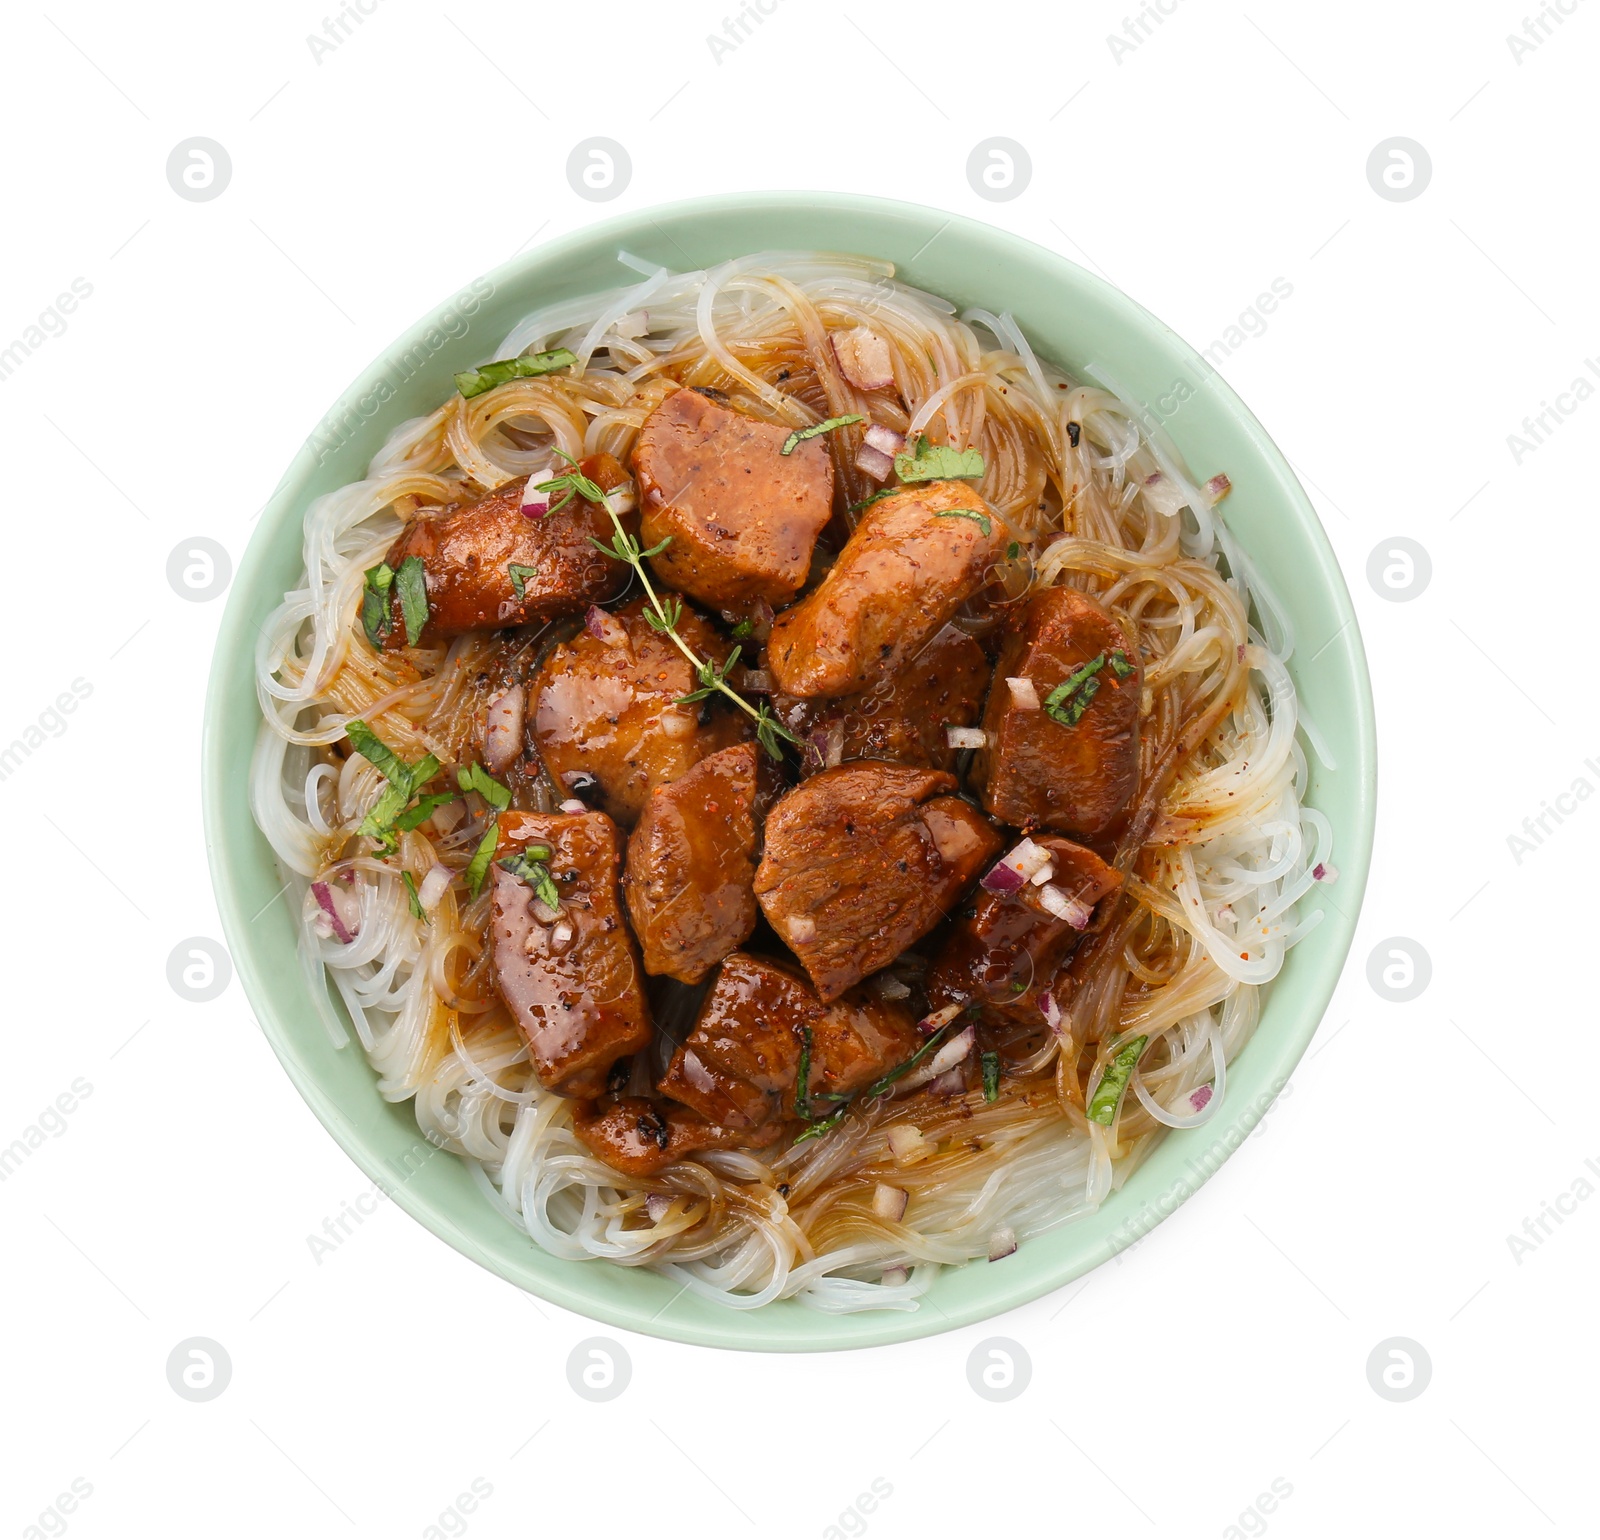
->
203, 190, 1376, 1351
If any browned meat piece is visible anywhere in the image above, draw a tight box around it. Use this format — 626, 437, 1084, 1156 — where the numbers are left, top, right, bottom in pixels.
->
623, 743, 760, 983
772, 623, 991, 775
531, 596, 749, 827
971, 587, 1142, 837
571, 1096, 768, 1178
374, 453, 632, 649
926, 837, 1122, 1012
658, 952, 921, 1131
633, 387, 834, 609
489, 810, 650, 1098
766, 481, 1011, 699
753, 763, 1002, 1001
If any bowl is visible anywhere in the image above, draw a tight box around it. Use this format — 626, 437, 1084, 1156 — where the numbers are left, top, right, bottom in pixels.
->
203, 192, 1375, 1351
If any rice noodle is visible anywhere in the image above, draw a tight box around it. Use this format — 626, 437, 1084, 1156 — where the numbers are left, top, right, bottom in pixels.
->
249, 251, 1323, 1312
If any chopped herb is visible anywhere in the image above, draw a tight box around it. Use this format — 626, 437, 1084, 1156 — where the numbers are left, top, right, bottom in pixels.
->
893, 433, 985, 483
641, 592, 683, 633
454, 348, 576, 399
753, 702, 795, 763
499, 845, 561, 911
794, 1027, 814, 1119
848, 487, 901, 515
343, 720, 444, 853
463, 823, 499, 899
508, 563, 539, 600
534, 449, 608, 517
1087, 1035, 1149, 1127
780, 413, 863, 456
1043, 653, 1108, 728
676, 646, 741, 706
1108, 649, 1134, 679
457, 762, 511, 812
403, 871, 426, 922
395, 555, 429, 646
393, 792, 457, 832
791, 1105, 848, 1144
860, 1024, 955, 1100
360, 562, 395, 651
1006, 541, 1021, 560
933, 508, 992, 537
1067, 421, 1081, 448
345, 719, 411, 786
982, 1051, 1001, 1103
730, 617, 754, 640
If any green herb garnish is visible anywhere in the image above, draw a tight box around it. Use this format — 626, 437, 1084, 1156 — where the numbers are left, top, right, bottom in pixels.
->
791, 1105, 849, 1144
1007, 541, 1021, 560
463, 824, 499, 899
794, 1027, 814, 1119
893, 433, 985, 483
780, 414, 863, 456
360, 562, 395, 651
730, 617, 754, 640
586, 495, 798, 763
848, 487, 901, 515
982, 1051, 1001, 1103
534, 448, 608, 517
1086, 1035, 1149, 1127
1043, 653, 1108, 728
1108, 649, 1134, 679
457, 762, 512, 898
499, 843, 560, 912
344, 720, 442, 854
933, 509, 992, 537
454, 348, 577, 399
508, 563, 539, 600
395, 555, 429, 646
394, 793, 457, 833
403, 871, 426, 922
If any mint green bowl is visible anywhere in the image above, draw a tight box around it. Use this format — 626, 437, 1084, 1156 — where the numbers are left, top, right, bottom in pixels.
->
203, 193, 1375, 1351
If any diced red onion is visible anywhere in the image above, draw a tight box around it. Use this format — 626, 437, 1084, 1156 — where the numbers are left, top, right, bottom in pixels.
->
418, 864, 452, 913
428, 797, 465, 835
872, 973, 911, 1001
786, 914, 816, 945
311, 880, 357, 944
659, 708, 697, 740
987, 1226, 1018, 1262
881, 1265, 909, 1287
646, 1192, 672, 1222
854, 443, 896, 481
532, 897, 562, 925
741, 669, 773, 694
872, 1183, 908, 1222
1038, 884, 1094, 929
520, 478, 550, 519
1141, 472, 1188, 518
482, 685, 525, 775
1189, 1084, 1214, 1113
983, 837, 1052, 895
886, 1124, 925, 1161
613, 310, 649, 339
927, 1067, 967, 1096
1205, 472, 1232, 504
551, 920, 574, 944
603, 482, 638, 516
981, 861, 1025, 895
831, 326, 895, 390
900, 1024, 976, 1094
1039, 990, 1064, 1036
945, 726, 988, 751
559, 798, 588, 814
585, 605, 628, 647
808, 721, 844, 771
1005, 676, 1040, 710
863, 423, 906, 455
1311, 861, 1339, 883
1030, 862, 1055, 887
915, 1003, 964, 1036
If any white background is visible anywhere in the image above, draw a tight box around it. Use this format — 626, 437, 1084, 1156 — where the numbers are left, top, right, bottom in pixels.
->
2, 1, 1594, 1535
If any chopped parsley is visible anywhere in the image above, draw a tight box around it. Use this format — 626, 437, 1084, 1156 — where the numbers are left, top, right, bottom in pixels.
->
780, 413, 863, 456
344, 720, 442, 854
893, 433, 985, 483
508, 563, 539, 600
933, 508, 992, 538
1086, 1035, 1149, 1127
1007, 541, 1021, 560
982, 1051, 1001, 1103
403, 871, 426, 922
454, 348, 577, 399
395, 555, 428, 646
730, 617, 754, 640
499, 843, 561, 912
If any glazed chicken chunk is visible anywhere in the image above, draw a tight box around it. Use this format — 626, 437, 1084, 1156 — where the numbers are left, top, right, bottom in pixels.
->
633, 387, 835, 609
971, 586, 1142, 837
765, 480, 1011, 699
373, 453, 632, 648
531, 596, 748, 827
623, 742, 761, 984
657, 951, 922, 1131
754, 762, 1002, 1001
771, 622, 991, 775
489, 810, 650, 1099
572, 1097, 764, 1179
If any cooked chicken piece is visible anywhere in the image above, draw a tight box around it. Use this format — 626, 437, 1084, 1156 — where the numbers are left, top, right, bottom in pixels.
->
531, 596, 749, 827
488, 810, 650, 1098
571, 1096, 768, 1178
971, 587, 1141, 837
624, 742, 760, 983
771, 623, 991, 775
633, 387, 834, 609
657, 952, 921, 1130
925, 837, 1122, 1012
753, 763, 1002, 1001
765, 481, 1011, 699
374, 453, 632, 648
